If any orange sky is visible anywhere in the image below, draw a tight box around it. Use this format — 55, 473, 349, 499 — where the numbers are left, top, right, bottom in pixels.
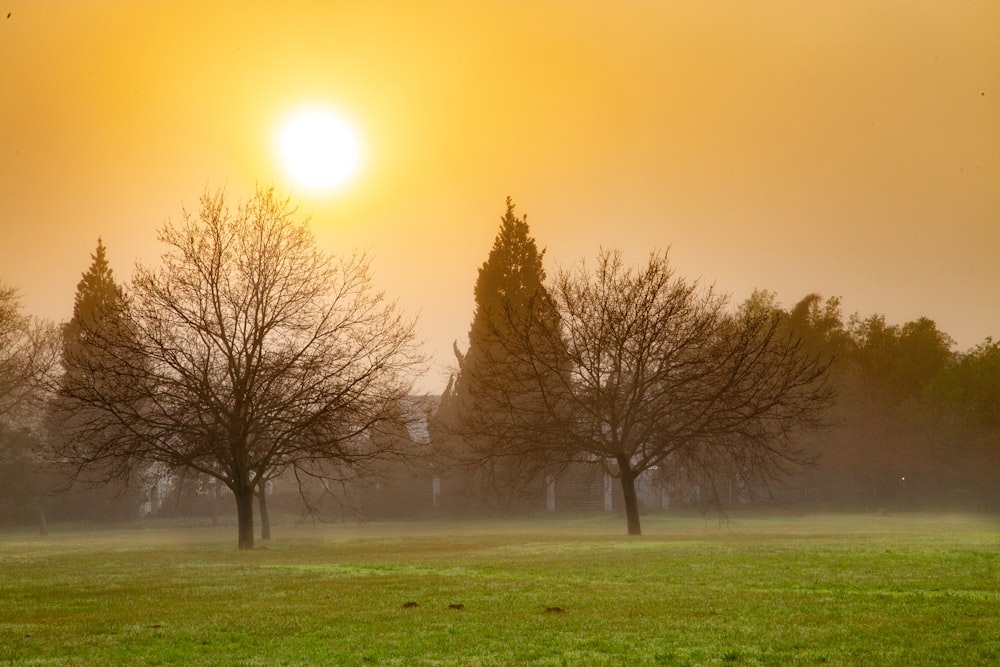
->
2, 1, 998, 392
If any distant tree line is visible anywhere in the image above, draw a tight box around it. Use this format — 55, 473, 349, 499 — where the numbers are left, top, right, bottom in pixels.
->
1, 193, 997, 544
771, 293, 1000, 509
434, 200, 1000, 528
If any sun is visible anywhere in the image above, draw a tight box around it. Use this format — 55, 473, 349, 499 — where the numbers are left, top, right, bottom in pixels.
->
277, 109, 361, 191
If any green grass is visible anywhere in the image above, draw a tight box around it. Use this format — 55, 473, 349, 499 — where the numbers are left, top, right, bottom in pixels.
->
1, 513, 998, 665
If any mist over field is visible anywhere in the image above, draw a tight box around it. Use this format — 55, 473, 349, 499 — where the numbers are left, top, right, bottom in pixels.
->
1, 201, 998, 542
2, 2, 998, 542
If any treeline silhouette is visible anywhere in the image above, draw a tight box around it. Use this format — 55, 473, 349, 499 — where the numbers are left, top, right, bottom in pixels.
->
772, 292, 999, 510
1, 195, 998, 535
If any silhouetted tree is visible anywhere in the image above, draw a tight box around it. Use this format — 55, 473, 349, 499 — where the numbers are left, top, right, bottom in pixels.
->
824, 314, 956, 503
463, 249, 832, 535
46, 187, 423, 548
0, 284, 59, 423
850, 315, 954, 406
782, 293, 853, 370
0, 425, 51, 534
438, 198, 562, 504
47, 239, 149, 500
62, 238, 127, 357
921, 337, 1000, 505
933, 338, 1000, 432
0, 285, 59, 532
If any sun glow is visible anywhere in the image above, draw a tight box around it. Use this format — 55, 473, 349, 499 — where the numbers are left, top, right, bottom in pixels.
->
277, 109, 361, 191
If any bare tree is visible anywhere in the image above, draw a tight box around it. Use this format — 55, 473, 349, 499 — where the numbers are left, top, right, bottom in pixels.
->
0, 284, 60, 424
461, 249, 832, 535
46, 187, 423, 548
0, 285, 60, 534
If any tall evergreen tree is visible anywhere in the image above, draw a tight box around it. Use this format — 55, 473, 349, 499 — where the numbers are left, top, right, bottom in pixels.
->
62, 239, 127, 366
58, 238, 142, 417
49, 239, 146, 515
462, 197, 549, 386
441, 198, 561, 502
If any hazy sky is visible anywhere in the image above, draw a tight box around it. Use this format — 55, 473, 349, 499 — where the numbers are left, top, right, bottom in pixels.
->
2, 1, 997, 392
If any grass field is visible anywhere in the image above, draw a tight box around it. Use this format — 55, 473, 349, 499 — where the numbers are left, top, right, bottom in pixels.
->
1, 512, 998, 666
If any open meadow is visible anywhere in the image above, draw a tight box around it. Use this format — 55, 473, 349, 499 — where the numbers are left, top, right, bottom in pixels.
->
1, 513, 998, 666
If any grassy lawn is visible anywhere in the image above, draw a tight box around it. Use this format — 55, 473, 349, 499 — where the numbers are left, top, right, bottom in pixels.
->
1, 512, 998, 666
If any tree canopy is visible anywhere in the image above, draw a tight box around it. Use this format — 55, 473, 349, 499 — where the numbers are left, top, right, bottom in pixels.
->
447, 240, 833, 534
437, 198, 560, 502
46, 187, 424, 548
0, 284, 59, 425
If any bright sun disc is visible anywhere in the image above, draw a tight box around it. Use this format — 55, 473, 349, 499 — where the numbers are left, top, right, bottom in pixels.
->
278, 110, 360, 191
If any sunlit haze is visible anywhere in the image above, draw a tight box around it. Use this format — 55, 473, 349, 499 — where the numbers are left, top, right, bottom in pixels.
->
1, 1, 997, 392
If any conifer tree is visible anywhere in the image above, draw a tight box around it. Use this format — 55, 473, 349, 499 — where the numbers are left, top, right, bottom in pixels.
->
443, 198, 564, 501
462, 197, 548, 387
62, 239, 127, 369
49, 239, 146, 515
58, 238, 145, 418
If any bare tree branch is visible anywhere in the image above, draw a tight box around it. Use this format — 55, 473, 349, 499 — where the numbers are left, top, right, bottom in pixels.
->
452, 248, 833, 534
45, 187, 424, 548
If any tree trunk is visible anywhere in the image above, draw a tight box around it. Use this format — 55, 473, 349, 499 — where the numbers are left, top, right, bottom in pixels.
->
234, 483, 255, 550
257, 484, 271, 542
210, 480, 219, 525
33, 496, 48, 537
616, 454, 642, 535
